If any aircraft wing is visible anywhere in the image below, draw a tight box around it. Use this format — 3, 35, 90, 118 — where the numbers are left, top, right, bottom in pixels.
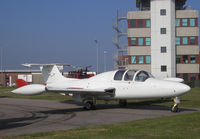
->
46, 87, 115, 97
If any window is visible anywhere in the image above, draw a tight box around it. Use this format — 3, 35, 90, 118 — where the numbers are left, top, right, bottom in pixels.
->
138, 56, 144, 64
176, 18, 197, 27
161, 65, 167, 72
131, 56, 136, 64
131, 38, 136, 46
130, 20, 136, 28
124, 70, 137, 81
114, 70, 126, 81
135, 71, 149, 82
190, 56, 196, 63
145, 38, 151, 46
160, 9, 166, 15
182, 37, 188, 45
183, 55, 188, 63
138, 20, 144, 28
182, 18, 188, 26
146, 56, 151, 64
183, 73, 188, 81
146, 19, 150, 27
176, 19, 180, 27
176, 56, 181, 64
176, 73, 181, 78
161, 28, 166, 34
176, 37, 180, 45
191, 74, 196, 81
161, 47, 166, 53
190, 37, 195, 45
125, 58, 129, 65
138, 38, 144, 45
190, 19, 195, 27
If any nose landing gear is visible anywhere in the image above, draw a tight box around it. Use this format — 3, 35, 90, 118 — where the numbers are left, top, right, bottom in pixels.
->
171, 97, 180, 112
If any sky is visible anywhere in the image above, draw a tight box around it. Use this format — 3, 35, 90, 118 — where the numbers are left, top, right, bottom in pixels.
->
0, 0, 199, 72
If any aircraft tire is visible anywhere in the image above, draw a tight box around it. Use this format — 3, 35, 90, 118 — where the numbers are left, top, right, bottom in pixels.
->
84, 101, 95, 110
171, 105, 179, 112
119, 99, 127, 107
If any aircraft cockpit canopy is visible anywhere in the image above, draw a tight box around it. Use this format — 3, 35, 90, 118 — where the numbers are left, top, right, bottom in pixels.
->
135, 70, 150, 82
114, 70, 154, 82
114, 70, 126, 80
124, 70, 137, 81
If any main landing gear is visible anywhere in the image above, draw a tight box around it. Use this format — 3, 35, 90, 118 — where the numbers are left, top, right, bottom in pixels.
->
83, 97, 96, 110
119, 99, 127, 107
84, 101, 96, 110
171, 97, 180, 112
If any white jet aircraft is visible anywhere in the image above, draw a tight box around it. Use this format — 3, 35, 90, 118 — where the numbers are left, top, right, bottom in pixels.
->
12, 64, 191, 112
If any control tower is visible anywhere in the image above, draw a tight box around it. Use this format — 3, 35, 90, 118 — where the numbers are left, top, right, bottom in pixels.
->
125, 0, 199, 81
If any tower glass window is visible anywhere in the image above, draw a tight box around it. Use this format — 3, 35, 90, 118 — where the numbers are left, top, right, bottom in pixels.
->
190, 19, 195, 27
190, 56, 196, 63
131, 56, 136, 64
138, 56, 144, 64
182, 18, 188, 26
138, 38, 144, 45
145, 56, 151, 64
146, 19, 150, 27
161, 28, 166, 34
176, 19, 180, 27
183, 55, 188, 63
161, 47, 166, 53
176, 37, 180, 45
161, 66, 167, 72
138, 20, 144, 28
176, 56, 181, 63
131, 38, 136, 46
182, 37, 188, 45
130, 20, 136, 28
190, 37, 195, 45
160, 9, 166, 15
145, 38, 151, 46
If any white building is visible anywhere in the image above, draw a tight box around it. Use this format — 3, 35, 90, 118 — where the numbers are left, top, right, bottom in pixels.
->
119, 0, 199, 81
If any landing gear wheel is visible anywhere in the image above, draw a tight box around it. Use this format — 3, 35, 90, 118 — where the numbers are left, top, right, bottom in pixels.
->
84, 101, 95, 110
171, 97, 180, 113
119, 99, 127, 107
171, 105, 179, 112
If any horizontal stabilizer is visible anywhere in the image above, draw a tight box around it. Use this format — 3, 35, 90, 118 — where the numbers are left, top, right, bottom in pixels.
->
22, 63, 70, 84
22, 63, 70, 68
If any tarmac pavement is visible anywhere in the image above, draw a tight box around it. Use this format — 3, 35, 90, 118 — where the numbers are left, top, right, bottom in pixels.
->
0, 98, 199, 137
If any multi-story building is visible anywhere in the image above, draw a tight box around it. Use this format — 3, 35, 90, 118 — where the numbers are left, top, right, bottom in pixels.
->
121, 0, 199, 81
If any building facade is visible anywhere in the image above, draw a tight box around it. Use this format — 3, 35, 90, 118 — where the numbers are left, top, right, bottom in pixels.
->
121, 0, 199, 81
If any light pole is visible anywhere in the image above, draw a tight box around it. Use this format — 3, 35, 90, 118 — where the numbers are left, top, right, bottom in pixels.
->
94, 40, 99, 74
1, 47, 3, 87
104, 51, 107, 72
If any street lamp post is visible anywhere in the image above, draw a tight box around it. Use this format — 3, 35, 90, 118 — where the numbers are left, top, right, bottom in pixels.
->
104, 51, 107, 72
94, 40, 99, 74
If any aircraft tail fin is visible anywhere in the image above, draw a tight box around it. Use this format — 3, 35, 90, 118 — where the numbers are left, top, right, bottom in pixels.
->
22, 64, 70, 84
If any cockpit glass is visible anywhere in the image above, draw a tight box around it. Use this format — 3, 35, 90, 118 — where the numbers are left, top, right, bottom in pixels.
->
114, 70, 126, 80
124, 70, 137, 81
135, 71, 150, 82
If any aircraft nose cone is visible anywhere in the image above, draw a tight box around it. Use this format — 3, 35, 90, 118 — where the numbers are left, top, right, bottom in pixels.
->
175, 83, 191, 95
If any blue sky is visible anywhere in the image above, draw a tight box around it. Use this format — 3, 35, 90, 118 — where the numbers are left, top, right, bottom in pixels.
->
0, 0, 199, 72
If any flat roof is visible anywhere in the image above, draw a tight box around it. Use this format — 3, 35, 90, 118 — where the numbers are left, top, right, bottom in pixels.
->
0, 70, 41, 73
